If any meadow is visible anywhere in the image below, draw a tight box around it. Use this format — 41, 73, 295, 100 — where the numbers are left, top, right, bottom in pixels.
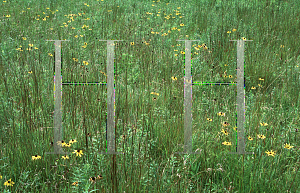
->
0, 0, 299, 192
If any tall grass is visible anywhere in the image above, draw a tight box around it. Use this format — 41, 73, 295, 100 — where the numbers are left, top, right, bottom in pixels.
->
0, 0, 299, 192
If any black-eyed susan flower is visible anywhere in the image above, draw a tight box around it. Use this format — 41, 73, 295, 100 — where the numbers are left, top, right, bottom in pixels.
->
150, 92, 159, 96
228, 75, 233, 78
22, 37, 26, 40
130, 42, 134, 46
241, 37, 246, 40
64, 143, 71, 147
259, 78, 264, 81
260, 122, 268, 126
180, 23, 184, 26
221, 129, 229, 136
69, 139, 77, 144
62, 155, 69, 160
0, 175, 2, 179
73, 149, 83, 157
248, 136, 253, 141
265, 150, 276, 157
4, 179, 15, 187
222, 141, 232, 146
217, 112, 225, 116
180, 51, 185, 54
28, 71, 33, 74
171, 76, 177, 81
82, 24, 89, 29
97, 175, 103, 180
32, 155, 42, 160
284, 143, 294, 149
83, 61, 88, 65
257, 134, 266, 139
222, 122, 230, 127
153, 97, 157, 101
207, 118, 212, 122
251, 87, 256, 89
89, 177, 96, 183
57, 140, 66, 147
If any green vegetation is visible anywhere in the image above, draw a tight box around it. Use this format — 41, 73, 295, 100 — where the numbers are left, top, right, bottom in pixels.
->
0, 0, 299, 192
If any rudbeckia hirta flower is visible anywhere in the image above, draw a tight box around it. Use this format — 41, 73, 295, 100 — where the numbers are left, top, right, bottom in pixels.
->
89, 177, 96, 183
257, 134, 266, 139
150, 92, 159, 96
32, 155, 42, 160
248, 136, 253, 141
97, 175, 103, 180
69, 139, 77, 144
64, 143, 71, 147
222, 122, 230, 127
260, 122, 268, 126
217, 112, 225, 116
4, 179, 15, 186
62, 155, 69, 159
207, 118, 212, 121
284, 143, 294, 149
171, 76, 177, 81
73, 149, 83, 157
221, 129, 229, 136
57, 140, 66, 147
222, 141, 232, 146
265, 150, 276, 157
